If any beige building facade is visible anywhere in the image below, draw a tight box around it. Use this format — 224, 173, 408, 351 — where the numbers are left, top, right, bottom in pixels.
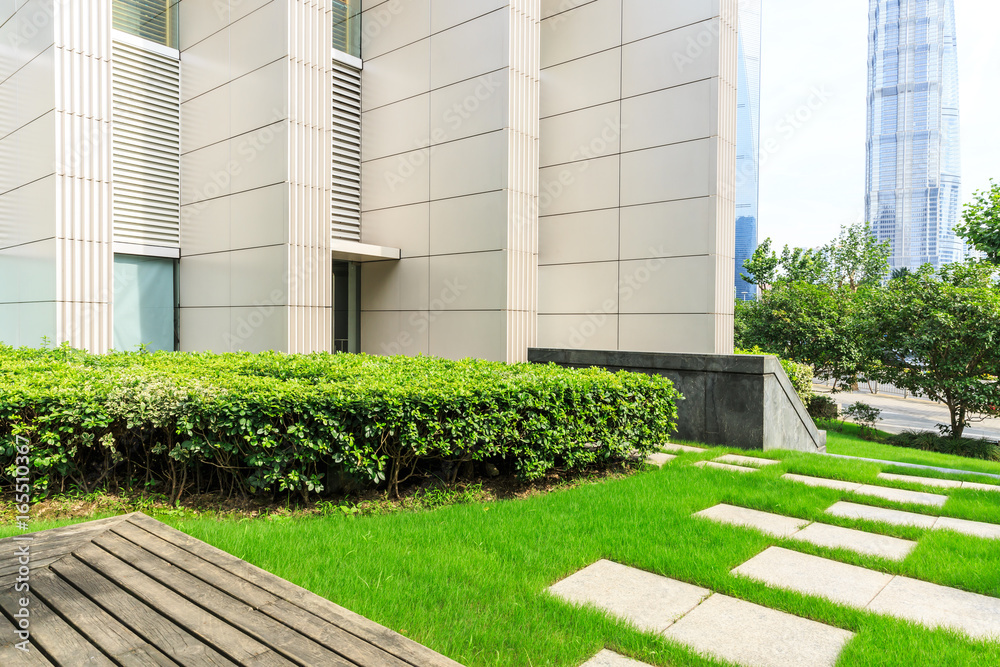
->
0, 0, 737, 361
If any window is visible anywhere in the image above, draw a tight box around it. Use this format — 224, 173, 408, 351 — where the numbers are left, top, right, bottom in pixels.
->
332, 0, 361, 58
112, 0, 179, 49
113, 255, 176, 352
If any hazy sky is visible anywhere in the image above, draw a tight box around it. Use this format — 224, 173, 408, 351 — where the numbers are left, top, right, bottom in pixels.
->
758, 0, 1000, 252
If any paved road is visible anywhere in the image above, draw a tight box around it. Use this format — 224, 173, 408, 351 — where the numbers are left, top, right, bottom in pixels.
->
816, 385, 1000, 441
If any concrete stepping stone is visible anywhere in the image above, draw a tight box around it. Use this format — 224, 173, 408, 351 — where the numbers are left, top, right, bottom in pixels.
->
548, 560, 711, 634
734, 547, 1000, 641
580, 650, 652, 667
645, 453, 676, 467
790, 522, 917, 561
878, 472, 962, 489
782, 473, 863, 492
933, 516, 1000, 540
694, 461, 758, 474
714, 454, 781, 468
852, 484, 948, 507
867, 576, 1000, 641
734, 547, 894, 608
661, 444, 706, 454
826, 501, 939, 529
962, 481, 1000, 492
695, 504, 810, 538
664, 594, 854, 667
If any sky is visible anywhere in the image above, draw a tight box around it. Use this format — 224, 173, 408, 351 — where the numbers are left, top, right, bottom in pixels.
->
758, 0, 1000, 252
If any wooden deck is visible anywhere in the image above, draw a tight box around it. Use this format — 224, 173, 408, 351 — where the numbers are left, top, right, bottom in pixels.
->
0, 513, 463, 666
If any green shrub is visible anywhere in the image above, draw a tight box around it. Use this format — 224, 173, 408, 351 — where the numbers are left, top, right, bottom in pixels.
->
0, 346, 680, 501
843, 401, 882, 439
736, 347, 815, 405
886, 430, 1000, 461
807, 395, 839, 420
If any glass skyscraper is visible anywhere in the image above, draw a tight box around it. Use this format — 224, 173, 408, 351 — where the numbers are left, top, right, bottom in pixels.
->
866, 0, 962, 271
735, 0, 762, 300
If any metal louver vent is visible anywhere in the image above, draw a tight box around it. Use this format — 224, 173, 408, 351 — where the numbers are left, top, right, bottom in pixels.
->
332, 61, 362, 243
112, 40, 181, 248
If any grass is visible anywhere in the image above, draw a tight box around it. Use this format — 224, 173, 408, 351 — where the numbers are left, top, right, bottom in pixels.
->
4, 434, 1000, 666
823, 420, 1000, 478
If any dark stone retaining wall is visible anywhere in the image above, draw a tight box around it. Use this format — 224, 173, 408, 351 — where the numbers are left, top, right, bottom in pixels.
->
528, 348, 826, 454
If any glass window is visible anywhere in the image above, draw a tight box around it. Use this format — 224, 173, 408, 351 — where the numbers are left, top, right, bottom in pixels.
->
113, 255, 176, 352
113, 0, 179, 49
332, 0, 361, 58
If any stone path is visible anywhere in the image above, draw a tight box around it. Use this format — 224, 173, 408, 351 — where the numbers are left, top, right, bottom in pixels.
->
713, 454, 781, 468
693, 461, 757, 474
827, 501, 1000, 539
878, 472, 1000, 492
550, 560, 854, 667
697, 504, 917, 560
645, 453, 676, 467
581, 650, 650, 667
661, 444, 706, 454
780, 473, 948, 507
734, 547, 1000, 641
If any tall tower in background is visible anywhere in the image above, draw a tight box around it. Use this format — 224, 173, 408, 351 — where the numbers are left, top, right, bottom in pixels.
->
735, 0, 762, 300
866, 0, 962, 271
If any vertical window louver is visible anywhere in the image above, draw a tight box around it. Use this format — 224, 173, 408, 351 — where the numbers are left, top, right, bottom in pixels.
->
332, 61, 362, 243
112, 0, 179, 49
112, 41, 181, 248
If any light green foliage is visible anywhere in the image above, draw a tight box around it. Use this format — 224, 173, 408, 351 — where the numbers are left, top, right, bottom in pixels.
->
843, 401, 882, 439
735, 347, 814, 405
740, 237, 780, 291
780, 245, 829, 284
0, 348, 680, 500
956, 178, 1000, 264
822, 222, 890, 291
858, 261, 1000, 438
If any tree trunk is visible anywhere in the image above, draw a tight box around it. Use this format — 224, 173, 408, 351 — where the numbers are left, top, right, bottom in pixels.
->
952, 404, 967, 439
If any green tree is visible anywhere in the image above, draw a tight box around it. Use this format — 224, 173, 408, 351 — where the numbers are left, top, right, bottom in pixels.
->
736, 281, 866, 385
859, 262, 1000, 437
741, 237, 780, 292
956, 179, 1000, 264
781, 245, 830, 284
823, 222, 890, 291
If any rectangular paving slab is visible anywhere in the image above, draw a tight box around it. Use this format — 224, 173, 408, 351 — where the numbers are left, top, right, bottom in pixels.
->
790, 522, 917, 561
878, 473, 963, 489
733, 547, 894, 608
962, 481, 1000, 492
867, 576, 1000, 641
852, 484, 948, 507
548, 560, 711, 634
933, 516, 1000, 540
661, 444, 706, 454
694, 461, 758, 474
714, 454, 781, 468
826, 501, 939, 529
581, 650, 653, 667
695, 504, 810, 538
782, 473, 863, 492
645, 453, 676, 467
664, 594, 854, 667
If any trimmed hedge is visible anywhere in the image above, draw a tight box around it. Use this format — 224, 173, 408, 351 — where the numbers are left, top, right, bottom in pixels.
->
0, 346, 680, 501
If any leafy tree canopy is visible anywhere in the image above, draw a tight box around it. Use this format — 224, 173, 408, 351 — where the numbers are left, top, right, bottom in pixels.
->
956, 178, 1000, 264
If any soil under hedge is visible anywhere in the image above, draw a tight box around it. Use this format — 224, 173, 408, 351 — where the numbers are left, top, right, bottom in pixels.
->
0, 346, 680, 501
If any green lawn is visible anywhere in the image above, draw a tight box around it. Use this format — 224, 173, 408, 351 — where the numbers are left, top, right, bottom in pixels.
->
5, 438, 1000, 666
824, 420, 1000, 479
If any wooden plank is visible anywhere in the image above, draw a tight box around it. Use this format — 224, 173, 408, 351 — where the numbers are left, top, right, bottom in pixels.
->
92, 531, 359, 667
129, 514, 465, 667
113, 521, 412, 667
0, 606, 54, 666
30, 567, 177, 666
0, 515, 129, 549
0, 586, 115, 666
50, 556, 236, 667
72, 541, 294, 667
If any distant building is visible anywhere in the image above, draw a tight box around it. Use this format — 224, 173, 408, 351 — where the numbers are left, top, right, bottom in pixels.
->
0, 0, 739, 359
866, 0, 963, 271
735, 0, 762, 301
